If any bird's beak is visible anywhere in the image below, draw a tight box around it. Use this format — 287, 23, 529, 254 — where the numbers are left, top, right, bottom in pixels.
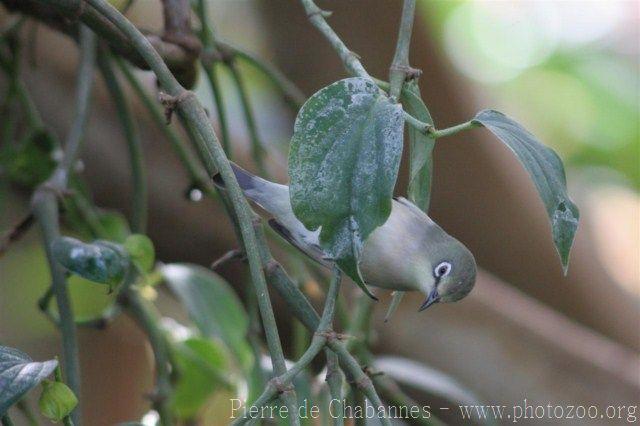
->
419, 288, 440, 312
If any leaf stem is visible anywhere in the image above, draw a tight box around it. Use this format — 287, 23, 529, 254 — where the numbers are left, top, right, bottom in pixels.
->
388, 0, 416, 101
428, 120, 480, 139
97, 51, 148, 233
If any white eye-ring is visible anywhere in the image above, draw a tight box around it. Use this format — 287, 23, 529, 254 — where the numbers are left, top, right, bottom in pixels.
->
434, 261, 452, 278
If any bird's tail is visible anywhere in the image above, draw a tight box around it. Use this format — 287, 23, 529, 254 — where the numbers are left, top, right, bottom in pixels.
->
212, 162, 289, 215
212, 162, 261, 192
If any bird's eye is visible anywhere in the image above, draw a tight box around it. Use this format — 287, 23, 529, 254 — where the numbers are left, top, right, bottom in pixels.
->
434, 261, 452, 278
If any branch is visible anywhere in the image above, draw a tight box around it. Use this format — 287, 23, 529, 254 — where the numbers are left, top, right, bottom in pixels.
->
97, 50, 148, 233
0, 213, 34, 258
74, 0, 299, 419
233, 267, 343, 425
227, 59, 268, 176
160, 0, 201, 54
30, 25, 97, 426
299, 0, 369, 79
1, 0, 198, 86
118, 287, 174, 425
115, 56, 217, 201
299, 0, 428, 138
388, 0, 418, 100
215, 39, 306, 111
325, 348, 345, 426
194, 0, 232, 156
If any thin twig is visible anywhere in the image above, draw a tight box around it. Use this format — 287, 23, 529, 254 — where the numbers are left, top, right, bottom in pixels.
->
118, 287, 174, 425
389, 0, 417, 101
97, 50, 148, 233
0, 213, 34, 258
30, 26, 97, 426
210, 248, 245, 270
115, 56, 217, 200
227, 59, 268, 176
194, 0, 232, 156
216, 39, 306, 111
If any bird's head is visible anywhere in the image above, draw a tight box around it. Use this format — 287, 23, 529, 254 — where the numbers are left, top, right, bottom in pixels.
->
419, 240, 477, 311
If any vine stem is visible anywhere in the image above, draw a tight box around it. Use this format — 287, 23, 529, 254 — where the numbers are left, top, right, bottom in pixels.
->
119, 286, 173, 425
195, 0, 232, 156
97, 51, 147, 233
233, 267, 343, 426
76, 0, 299, 421
325, 348, 345, 426
389, 0, 417, 101
227, 60, 268, 176
115, 56, 215, 200
215, 39, 306, 110
31, 25, 97, 426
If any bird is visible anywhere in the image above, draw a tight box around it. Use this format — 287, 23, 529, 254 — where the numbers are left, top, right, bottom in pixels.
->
213, 163, 477, 312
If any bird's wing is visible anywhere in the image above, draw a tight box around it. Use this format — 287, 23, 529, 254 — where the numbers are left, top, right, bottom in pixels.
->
393, 197, 434, 223
268, 219, 331, 268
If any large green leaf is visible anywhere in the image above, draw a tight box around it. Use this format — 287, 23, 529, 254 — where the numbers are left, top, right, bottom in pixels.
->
162, 263, 253, 370
472, 110, 579, 272
402, 81, 436, 212
288, 77, 404, 296
170, 337, 231, 419
0, 346, 57, 415
51, 237, 130, 289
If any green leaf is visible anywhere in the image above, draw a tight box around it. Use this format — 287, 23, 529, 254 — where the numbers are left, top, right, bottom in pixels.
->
162, 263, 253, 370
0, 346, 57, 415
52, 237, 130, 288
96, 210, 131, 243
401, 81, 436, 212
472, 110, 580, 273
375, 356, 492, 424
170, 337, 231, 419
288, 77, 404, 295
123, 234, 155, 272
38, 381, 78, 422
0, 129, 58, 188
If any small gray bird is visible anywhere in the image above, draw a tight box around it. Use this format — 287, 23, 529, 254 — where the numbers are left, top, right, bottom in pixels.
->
214, 163, 477, 311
